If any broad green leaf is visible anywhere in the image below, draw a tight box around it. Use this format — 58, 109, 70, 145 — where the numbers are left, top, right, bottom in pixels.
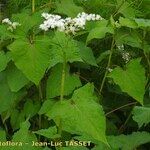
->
6, 63, 29, 92
10, 109, 25, 130
34, 126, 59, 139
86, 20, 114, 43
108, 59, 146, 104
143, 44, 150, 53
134, 18, 150, 28
0, 25, 14, 40
119, 17, 137, 28
12, 11, 42, 36
8, 36, 51, 85
55, 0, 83, 17
46, 64, 81, 98
96, 50, 110, 64
10, 100, 40, 130
107, 132, 150, 150
77, 42, 97, 66
115, 30, 142, 48
39, 100, 55, 115
117, 1, 136, 18
23, 100, 41, 118
49, 32, 82, 68
0, 72, 26, 114
45, 84, 107, 144
12, 120, 41, 150
0, 130, 6, 141
0, 51, 9, 72
132, 106, 150, 127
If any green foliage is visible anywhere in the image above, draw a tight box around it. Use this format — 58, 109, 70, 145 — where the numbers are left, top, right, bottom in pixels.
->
43, 84, 107, 144
0, 51, 9, 72
46, 64, 81, 98
6, 64, 29, 92
49, 32, 82, 68
0, 0, 150, 150
107, 132, 150, 150
132, 106, 150, 127
108, 59, 146, 105
12, 120, 41, 150
8, 37, 51, 85
34, 126, 59, 139
0, 72, 26, 114
55, 0, 84, 17
86, 20, 114, 43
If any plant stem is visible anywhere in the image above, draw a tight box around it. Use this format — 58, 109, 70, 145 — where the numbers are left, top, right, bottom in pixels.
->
100, 37, 115, 93
38, 82, 43, 140
142, 30, 150, 74
32, 0, 35, 13
105, 102, 137, 116
60, 54, 66, 102
57, 54, 66, 150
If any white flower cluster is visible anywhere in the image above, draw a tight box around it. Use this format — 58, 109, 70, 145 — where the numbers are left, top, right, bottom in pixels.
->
2, 18, 21, 31
117, 44, 124, 51
107, 68, 113, 73
39, 12, 103, 34
122, 51, 131, 63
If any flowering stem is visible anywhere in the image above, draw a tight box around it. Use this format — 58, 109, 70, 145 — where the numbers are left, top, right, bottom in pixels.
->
58, 53, 66, 146
99, 37, 115, 93
60, 55, 66, 102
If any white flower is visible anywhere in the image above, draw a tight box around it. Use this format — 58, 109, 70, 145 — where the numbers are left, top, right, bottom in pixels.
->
107, 68, 113, 72
2, 18, 12, 25
39, 12, 103, 34
39, 24, 49, 31
122, 52, 131, 63
11, 22, 21, 29
117, 44, 124, 51
2, 18, 21, 31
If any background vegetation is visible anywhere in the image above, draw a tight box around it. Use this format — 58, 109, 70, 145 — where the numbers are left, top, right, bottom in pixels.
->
0, 0, 150, 150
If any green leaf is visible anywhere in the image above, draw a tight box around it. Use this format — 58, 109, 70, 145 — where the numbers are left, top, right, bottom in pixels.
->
0, 130, 6, 141
23, 99, 41, 118
108, 59, 146, 104
0, 72, 26, 114
0, 51, 9, 72
96, 50, 110, 64
134, 18, 150, 28
117, 1, 136, 18
12, 120, 41, 150
6, 63, 29, 92
107, 132, 150, 150
55, 0, 83, 17
143, 44, 150, 53
34, 126, 59, 139
10, 109, 25, 130
39, 100, 55, 115
77, 42, 97, 66
132, 106, 150, 127
0, 25, 14, 40
47, 64, 81, 98
12, 11, 42, 36
115, 30, 142, 48
119, 17, 137, 28
86, 20, 114, 43
8, 36, 51, 85
45, 84, 107, 144
49, 32, 82, 68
